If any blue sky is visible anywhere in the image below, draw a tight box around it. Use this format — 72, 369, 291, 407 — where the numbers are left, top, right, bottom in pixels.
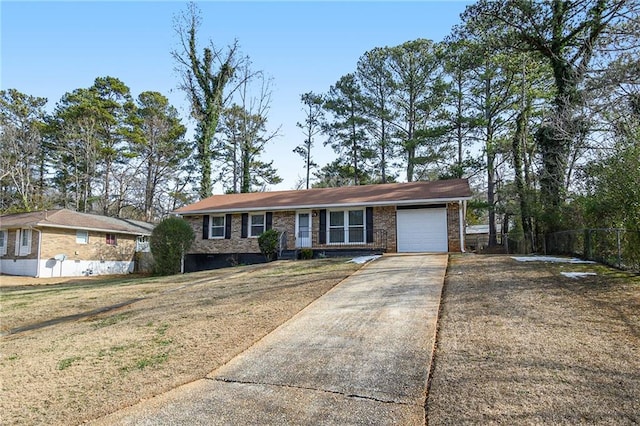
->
2, 1, 472, 191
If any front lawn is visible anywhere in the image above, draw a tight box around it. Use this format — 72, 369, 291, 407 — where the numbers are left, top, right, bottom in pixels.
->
427, 254, 640, 424
0, 259, 361, 425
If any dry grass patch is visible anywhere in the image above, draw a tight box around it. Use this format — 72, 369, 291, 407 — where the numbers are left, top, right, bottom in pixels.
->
427, 254, 640, 425
0, 259, 361, 425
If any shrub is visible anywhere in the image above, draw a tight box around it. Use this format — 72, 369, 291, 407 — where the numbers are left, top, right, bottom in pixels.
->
300, 248, 314, 260
150, 216, 195, 275
258, 229, 280, 261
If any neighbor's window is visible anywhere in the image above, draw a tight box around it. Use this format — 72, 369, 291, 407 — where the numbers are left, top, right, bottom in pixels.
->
18, 229, 32, 256
249, 214, 265, 237
76, 230, 89, 244
106, 233, 117, 246
0, 230, 7, 255
210, 215, 225, 238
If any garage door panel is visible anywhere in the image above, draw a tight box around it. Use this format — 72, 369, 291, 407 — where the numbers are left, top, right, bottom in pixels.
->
397, 208, 448, 252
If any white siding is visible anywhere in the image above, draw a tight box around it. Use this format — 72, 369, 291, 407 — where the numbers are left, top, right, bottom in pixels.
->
0, 259, 38, 277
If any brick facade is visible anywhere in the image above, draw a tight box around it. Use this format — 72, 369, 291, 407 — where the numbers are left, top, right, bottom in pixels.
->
184, 202, 464, 255
446, 202, 462, 252
0, 227, 140, 277
375, 206, 397, 253
40, 228, 137, 261
0, 228, 137, 262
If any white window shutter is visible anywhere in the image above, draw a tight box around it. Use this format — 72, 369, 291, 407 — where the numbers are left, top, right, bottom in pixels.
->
15, 230, 20, 256
0, 230, 6, 255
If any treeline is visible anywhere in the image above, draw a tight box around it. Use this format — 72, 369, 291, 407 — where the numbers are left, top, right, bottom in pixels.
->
300, 0, 640, 245
1, 6, 282, 220
2, 1, 639, 244
1, 81, 193, 221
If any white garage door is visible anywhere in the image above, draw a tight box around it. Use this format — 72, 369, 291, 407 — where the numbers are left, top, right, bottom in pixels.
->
397, 208, 448, 252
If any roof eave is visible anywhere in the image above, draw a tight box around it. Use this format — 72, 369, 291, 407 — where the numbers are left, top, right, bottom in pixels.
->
176, 196, 473, 215
33, 222, 151, 236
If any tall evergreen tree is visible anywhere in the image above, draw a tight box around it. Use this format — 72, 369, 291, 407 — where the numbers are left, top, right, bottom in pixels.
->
125, 91, 189, 221
357, 47, 397, 183
0, 89, 48, 212
90, 76, 133, 215
323, 74, 373, 186
387, 39, 448, 181
294, 92, 324, 189
217, 104, 281, 193
49, 88, 100, 212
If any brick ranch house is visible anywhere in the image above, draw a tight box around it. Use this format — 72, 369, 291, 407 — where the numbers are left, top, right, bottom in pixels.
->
0, 209, 153, 278
176, 179, 472, 272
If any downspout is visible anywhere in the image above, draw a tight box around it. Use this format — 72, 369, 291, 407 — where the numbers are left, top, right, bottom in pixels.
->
459, 200, 466, 253
34, 228, 43, 277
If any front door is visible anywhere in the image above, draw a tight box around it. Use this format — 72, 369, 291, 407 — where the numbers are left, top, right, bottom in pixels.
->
296, 212, 312, 248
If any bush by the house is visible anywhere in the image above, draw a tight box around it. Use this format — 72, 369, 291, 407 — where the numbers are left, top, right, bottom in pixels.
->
300, 248, 314, 260
150, 217, 195, 275
258, 229, 280, 261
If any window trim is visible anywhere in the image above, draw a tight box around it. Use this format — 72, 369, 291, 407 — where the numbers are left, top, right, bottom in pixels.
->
209, 215, 226, 239
249, 213, 265, 238
76, 230, 89, 244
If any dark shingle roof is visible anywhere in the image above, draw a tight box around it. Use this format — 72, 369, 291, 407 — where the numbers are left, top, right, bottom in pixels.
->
176, 179, 472, 214
0, 209, 153, 235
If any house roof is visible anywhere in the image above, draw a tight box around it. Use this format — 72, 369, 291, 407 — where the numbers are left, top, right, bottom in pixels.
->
176, 179, 472, 214
0, 209, 154, 236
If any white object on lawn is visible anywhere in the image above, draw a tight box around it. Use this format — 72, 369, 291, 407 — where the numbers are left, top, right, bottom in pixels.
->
561, 272, 597, 279
511, 256, 595, 264
348, 255, 381, 264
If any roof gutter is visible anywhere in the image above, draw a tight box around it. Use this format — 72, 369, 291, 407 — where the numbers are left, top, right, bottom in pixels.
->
34, 228, 42, 278
175, 196, 474, 216
459, 200, 466, 253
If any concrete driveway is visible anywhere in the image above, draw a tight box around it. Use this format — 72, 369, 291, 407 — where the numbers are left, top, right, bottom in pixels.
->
92, 254, 447, 425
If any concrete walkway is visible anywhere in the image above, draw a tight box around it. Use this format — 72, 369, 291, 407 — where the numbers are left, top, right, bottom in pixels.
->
92, 254, 447, 426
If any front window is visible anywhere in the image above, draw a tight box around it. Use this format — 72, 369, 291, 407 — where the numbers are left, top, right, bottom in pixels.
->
329, 210, 365, 244
76, 230, 89, 244
250, 214, 265, 237
106, 233, 117, 246
210, 215, 225, 238
348, 210, 365, 243
329, 211, 345, 243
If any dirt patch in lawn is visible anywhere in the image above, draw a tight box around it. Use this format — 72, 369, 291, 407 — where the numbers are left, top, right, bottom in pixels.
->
426, 254, 640, 424
0, 259, 361, 425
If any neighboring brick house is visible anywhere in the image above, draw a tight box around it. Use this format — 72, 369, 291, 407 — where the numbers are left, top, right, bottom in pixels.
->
0, 209, 153, 278
176, 179, 472, 272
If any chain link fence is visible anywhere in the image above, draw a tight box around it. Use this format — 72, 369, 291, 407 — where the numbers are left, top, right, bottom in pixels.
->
546, 228, 640, 273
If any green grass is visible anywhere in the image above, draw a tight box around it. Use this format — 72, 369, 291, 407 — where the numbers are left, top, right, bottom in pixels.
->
57, 356, 82, 370
120, 352, 169, 372
90, 312, 132, 329
97, 345, 129, 358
